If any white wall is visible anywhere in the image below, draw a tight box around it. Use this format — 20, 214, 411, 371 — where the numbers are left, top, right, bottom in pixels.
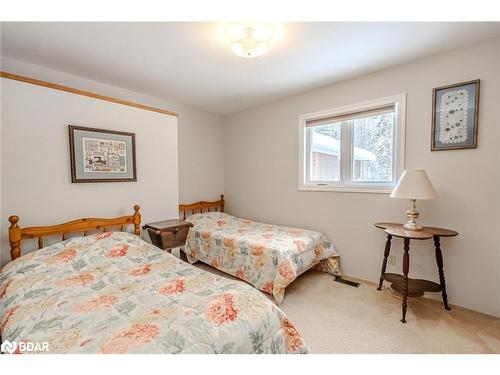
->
0, 30, 4, 266
1, 78, 178, 265
0, 57, 225, 205
0, 75, 3, 267
223, 37, 500, 317
177, 107, 224, 204
0, 58, 225, 265
1, 38, 498, 316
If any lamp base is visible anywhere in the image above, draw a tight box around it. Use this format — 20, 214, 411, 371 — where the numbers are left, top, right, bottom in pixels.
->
403, 221, 423, 231
403, 199, 423, 231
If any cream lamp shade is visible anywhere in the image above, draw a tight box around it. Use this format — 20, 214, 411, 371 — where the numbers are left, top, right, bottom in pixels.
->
390, 170, 437, 200
390, 170, 436, 231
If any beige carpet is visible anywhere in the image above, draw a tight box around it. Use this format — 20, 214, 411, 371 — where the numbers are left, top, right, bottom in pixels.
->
193, 261, 500, 354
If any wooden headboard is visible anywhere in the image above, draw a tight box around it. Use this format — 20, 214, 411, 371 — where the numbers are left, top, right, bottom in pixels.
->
8, 205, 141, 261
179, 194, 225, 220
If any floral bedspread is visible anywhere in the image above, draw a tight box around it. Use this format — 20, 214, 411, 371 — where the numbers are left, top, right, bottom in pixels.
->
0, 232, 309, 354
184, 212, 341, 304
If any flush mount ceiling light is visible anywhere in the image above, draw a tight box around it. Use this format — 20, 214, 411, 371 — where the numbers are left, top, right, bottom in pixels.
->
220, 23, 283, 58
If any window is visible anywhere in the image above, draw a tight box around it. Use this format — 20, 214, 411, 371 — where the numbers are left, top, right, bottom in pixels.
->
299, 94, 406, 193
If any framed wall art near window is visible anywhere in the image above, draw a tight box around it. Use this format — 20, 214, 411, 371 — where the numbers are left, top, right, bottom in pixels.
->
431, 79, 480, 151
68, 125, 137, 183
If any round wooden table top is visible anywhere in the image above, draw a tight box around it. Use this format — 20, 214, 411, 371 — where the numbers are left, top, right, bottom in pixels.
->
375, 222, 458, 240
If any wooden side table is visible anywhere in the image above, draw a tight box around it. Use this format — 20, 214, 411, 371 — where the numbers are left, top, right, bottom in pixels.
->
143, 219, 193, 252
374, 223, 458, 323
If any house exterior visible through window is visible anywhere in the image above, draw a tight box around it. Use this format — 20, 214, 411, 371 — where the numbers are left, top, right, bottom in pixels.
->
299, 94, 406, 193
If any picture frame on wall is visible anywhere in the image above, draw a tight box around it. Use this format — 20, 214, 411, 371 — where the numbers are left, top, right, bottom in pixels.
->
68, 125, 137, 183
431, 79, 480, 151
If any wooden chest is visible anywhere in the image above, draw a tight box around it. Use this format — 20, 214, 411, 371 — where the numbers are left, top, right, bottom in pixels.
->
143, 219, 194, 251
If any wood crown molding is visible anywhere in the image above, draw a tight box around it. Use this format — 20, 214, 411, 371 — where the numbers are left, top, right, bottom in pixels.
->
0, 71, 178, 117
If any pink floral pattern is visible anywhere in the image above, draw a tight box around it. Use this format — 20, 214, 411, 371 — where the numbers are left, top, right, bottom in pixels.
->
80, 338, 93, 347
158, 278, 185, 295
223, 238, 235, 248
73, 295, 119, 314
280, 317, 305, 352
55, 272, 95, 287
293, 240, 307, 252
262, 281, 274, 294
314, 243, 322, 259
44, 248, 77, 264
1, 305, 20, 332
185, 212, 341, 303
235, 269, 245, 280
278, 260, 296, 283
250, 244, 265, 256
0, 279, 13, 299
100, 324, 160, 354
129, 264, 152, 276
204, 293, 238, 326
0, 232, 309, 354
105, 244, 128, 258
94, 232, 112, 240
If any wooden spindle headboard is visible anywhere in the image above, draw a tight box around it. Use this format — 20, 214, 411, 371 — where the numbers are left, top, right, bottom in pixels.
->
8, 205, 141, 261
179, 194, 225, 220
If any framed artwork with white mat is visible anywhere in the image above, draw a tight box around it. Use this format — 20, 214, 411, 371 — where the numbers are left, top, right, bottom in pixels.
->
431, 79, 480, 151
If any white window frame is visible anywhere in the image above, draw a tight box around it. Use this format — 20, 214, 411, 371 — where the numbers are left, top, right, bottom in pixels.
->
298, 93, 406, 193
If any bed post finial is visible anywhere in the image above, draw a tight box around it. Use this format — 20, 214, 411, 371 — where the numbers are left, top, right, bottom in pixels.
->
220, 194, 225, 213
133, 205, 141, 236
9, 215, 21, 260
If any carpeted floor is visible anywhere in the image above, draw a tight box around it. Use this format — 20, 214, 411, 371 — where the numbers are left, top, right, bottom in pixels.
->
193, 261, 500, 354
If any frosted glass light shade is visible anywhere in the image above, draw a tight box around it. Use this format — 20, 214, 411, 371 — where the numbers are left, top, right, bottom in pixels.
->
390, 170, 437, 200
221, 23, 283, 58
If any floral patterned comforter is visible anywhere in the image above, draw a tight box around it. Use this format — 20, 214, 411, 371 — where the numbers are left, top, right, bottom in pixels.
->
184, 212, 341, 304
0, 232, 309, 354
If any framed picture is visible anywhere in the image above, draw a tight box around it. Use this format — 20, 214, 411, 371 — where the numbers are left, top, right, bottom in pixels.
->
431, 79, 480, 151
68, 125, 137, 183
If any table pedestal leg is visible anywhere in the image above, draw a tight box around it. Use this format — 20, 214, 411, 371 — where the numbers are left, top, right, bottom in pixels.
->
434, 235, 451, 311
377, 234, 392, 290
401, 238, 410, 323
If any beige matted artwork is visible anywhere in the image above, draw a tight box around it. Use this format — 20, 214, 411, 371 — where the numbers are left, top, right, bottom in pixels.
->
68, 125, 137, 183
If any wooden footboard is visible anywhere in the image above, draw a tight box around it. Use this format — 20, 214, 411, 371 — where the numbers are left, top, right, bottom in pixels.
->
179, 194, 225, 220
8, 205, 141, 261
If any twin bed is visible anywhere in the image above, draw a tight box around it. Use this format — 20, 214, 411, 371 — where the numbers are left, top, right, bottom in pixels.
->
180, 195, 341, 304
0, 197, 340, 354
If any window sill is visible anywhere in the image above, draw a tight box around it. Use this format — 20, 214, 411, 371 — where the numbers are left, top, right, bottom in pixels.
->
298, 184, 394, 194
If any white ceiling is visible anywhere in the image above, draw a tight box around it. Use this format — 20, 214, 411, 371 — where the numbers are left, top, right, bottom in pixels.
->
1, 22, 499, 115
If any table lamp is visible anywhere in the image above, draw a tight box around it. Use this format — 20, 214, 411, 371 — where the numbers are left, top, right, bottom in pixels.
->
390, 169, 437, 231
